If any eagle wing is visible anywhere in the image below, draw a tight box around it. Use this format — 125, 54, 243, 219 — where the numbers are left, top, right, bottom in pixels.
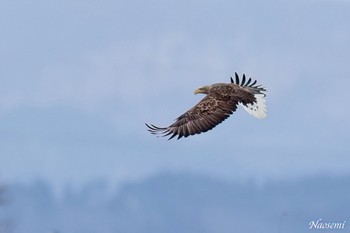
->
146, 92, 239, 140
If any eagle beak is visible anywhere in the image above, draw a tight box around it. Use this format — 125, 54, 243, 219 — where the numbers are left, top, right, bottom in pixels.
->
194, 88, 201, 95
194, 86, 209, 95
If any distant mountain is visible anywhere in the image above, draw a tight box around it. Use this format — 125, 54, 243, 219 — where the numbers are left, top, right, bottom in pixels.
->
1, 173, 349, 233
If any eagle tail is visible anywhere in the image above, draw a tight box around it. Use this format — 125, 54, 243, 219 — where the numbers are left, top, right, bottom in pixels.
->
240, 94, 267, 119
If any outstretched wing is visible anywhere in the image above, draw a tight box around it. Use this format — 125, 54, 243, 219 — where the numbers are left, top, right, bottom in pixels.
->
146, 93, 239, 140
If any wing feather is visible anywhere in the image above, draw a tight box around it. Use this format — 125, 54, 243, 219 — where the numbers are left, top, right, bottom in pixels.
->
242, 74, 246, 85
230, 73, 266, 96
146, 94, 238, 140
235, 72, 239, 84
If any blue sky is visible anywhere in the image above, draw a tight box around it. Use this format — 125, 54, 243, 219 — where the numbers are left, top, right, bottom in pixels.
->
1, 0, 350, 195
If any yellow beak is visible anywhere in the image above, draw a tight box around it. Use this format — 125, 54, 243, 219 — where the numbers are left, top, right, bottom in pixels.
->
194, 88, 202, 95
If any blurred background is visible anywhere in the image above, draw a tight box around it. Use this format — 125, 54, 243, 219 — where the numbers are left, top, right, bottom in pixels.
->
1, 0, 350, 232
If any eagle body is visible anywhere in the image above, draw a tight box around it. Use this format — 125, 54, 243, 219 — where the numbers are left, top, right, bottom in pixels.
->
146, 73, 267, 140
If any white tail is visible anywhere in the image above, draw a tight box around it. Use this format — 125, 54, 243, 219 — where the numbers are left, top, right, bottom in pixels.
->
240, 94, 267, 119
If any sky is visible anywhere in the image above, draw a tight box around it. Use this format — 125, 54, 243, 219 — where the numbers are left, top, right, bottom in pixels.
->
1, 0, 350, 195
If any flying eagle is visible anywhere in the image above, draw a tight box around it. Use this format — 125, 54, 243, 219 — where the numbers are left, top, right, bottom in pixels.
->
146, 73, 267, 140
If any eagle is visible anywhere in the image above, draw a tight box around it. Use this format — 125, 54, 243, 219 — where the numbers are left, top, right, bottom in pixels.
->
146, 73, 267, 140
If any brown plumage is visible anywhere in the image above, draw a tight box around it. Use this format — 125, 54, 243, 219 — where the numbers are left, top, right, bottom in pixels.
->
146, 73, 267, 140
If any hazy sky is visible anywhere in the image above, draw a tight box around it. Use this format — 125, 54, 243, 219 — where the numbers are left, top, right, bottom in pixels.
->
1, 0, 350, 194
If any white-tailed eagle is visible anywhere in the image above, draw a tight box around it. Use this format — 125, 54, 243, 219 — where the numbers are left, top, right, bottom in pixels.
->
146, 73, 267, 140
